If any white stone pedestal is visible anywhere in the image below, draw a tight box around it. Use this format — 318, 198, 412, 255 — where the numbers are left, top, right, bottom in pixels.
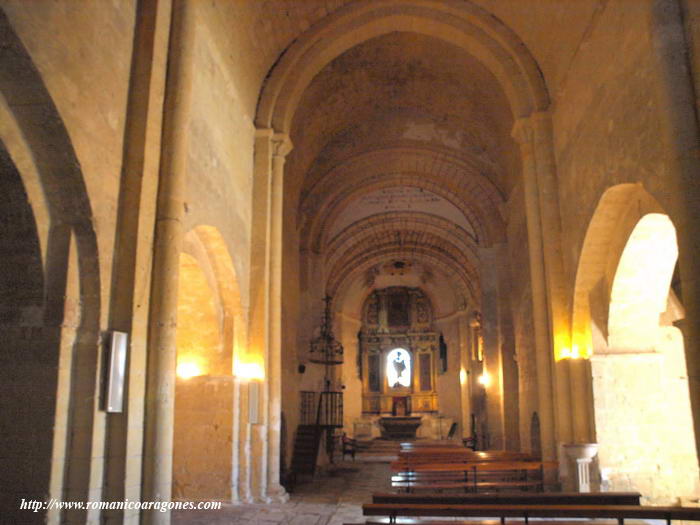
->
563, 443, 598, 492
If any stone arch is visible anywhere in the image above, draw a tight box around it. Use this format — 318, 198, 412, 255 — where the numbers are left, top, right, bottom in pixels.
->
256, 0, 549, 133
299, 147, 505, 252
0, 8, 100, 521
173, 225, 243, 502
574, 184, 699, 502
192, 226, 246, 363
572, 184, 663, 353
325, 212, 479, 276
332, 248, 474, 312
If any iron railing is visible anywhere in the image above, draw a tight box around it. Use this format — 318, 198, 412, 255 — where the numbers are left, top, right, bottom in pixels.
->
300, 391, 317, 425
316, 391, 343, 427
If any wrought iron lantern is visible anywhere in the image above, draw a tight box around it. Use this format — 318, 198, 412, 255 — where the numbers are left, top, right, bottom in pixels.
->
309, 295, 344, 364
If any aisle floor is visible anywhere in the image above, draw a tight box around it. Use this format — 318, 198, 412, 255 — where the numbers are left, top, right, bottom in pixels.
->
172, 458, 393, 525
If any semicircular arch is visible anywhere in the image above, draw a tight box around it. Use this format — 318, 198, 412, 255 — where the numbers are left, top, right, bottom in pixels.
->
326, 211, 479, 266
329, 241, 476, 307
572, 183, 666, 354
257, 0, 548, 133
300, 148, 505, 251
332, 249, 472, 316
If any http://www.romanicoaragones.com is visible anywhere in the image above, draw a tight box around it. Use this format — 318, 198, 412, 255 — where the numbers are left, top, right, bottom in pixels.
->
19, 498, 222, 513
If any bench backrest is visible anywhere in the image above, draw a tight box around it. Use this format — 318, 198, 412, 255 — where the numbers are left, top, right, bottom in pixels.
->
363, 503, 700, 522
391, 460, 552, 473
372, 492, 642, 506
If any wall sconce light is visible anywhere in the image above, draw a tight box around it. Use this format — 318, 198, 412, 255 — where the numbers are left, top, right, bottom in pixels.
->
477, 372, 491, 387
235, 361, 264, 381
176, 361, 203, 379
558, 344, 591, 361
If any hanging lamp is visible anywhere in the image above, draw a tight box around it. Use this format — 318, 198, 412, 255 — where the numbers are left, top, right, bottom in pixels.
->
309, 295, 344, 364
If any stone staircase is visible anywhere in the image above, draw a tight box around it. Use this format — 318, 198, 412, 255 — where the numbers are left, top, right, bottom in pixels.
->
353, 439, 401, 462
289, 424, 323, 479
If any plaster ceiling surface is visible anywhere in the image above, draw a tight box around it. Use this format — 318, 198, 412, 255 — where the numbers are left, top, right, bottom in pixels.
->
225, 0, 602, 119
288, 31, 516, 197
328, 187, 478, 241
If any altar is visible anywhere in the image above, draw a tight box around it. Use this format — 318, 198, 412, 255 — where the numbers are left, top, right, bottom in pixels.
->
379, 416, 422, 439
353, 286, 455, 441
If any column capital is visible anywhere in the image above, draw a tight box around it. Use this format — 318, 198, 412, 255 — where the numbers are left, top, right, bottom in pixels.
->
255, 127, 293, 158
511, 110, 552, 144
272, 133, 293, 158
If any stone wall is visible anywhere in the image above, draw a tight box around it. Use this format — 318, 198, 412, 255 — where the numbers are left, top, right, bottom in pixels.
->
551, 0, 699, 501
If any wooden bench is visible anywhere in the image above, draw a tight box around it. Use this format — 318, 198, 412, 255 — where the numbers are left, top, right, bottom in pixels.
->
372, 491, 643, 505
361, 502, 700, 525
398, 449, 532, 458
400, 441, 463, 449
394, 451, 534, 468
391, 461, 552, 493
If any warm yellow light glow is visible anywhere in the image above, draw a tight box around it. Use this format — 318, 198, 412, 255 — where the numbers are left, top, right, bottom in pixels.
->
235, 360, 265, 381
556, 331, 592, 361
177, 361, 203, 379
459, 368, 468, 386
558, 344, 591, 360
609, 213, 678, 350
478, 372, 490, 387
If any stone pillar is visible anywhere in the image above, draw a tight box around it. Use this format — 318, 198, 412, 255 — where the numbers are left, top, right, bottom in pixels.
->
102, 0, 172, 522
495, 243, 521, 451
378, 289, 389, 332
479, 246, 505, 449
512, 114, 562, 462
266, 132, 292, 502
457, 309, 472, 440
650, 0, 700, 465
251, 129, 291, 502
142, 1, 194, 523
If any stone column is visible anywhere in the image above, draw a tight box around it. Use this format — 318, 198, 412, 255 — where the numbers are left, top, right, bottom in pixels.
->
512, 115, 561, 462
378, 289, 389, 332
650, 0, 700, 465
142, 1, 194, 523
495, 243, 521, 450
479, 246, 505, 449
265, 132, 292, 502
457, 309, 472, 440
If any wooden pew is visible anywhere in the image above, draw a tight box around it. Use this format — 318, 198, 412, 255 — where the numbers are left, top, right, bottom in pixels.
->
394, 450, 534, 468
391, 460, 552, 492
400, 441, 463, 449
361, 502, 700, 525
399, 447, 528, 453
372, 491, 643, 506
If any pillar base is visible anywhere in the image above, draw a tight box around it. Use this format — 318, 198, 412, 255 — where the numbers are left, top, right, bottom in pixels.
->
264, 482, 289, 503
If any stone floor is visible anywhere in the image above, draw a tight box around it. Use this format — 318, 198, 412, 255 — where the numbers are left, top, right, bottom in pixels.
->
171, 456, 643, 525
172, 458, 394, 525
